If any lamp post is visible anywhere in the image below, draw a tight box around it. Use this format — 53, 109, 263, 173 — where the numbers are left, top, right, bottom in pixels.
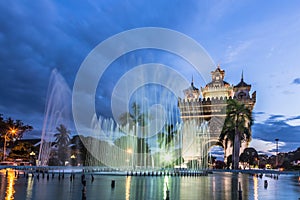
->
70, 154, 76, 166
29, 151, 36, 165
3, 128, 17, 161
275, 138, 279, 167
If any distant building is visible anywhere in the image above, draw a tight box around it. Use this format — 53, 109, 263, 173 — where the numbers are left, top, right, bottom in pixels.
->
178, 65, 256, 166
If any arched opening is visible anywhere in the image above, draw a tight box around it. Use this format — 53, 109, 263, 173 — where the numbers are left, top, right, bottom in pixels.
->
206, 141, 225, 169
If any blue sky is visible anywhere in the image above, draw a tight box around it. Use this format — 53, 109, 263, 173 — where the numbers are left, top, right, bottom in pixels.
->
0, 0, 300, 155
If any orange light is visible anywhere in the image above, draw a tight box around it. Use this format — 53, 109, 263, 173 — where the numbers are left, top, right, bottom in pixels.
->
9, 128, 17, 135
0, 169, 17, 200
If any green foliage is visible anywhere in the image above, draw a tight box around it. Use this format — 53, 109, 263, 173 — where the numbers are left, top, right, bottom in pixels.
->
118, 102, 150, 128
219, 99, 253, 143
0, 114, 33, 143
219, 99, 253, 169
157, 124, 178, 150
54, 124, 71, 165
54, 124, 71, 147
9, 142, 34, 159
240, 147, 258, 168
114, 135, 150, 154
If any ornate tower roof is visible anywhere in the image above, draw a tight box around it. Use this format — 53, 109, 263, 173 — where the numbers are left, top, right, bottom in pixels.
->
233, 71, 253, 100
234, 71, 251, 89
201, 65, 233, 98
204, 65, 230, 88
183, 77, 200, 100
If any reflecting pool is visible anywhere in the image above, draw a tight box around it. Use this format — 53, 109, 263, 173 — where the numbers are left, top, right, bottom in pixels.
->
0, 169, 299, 200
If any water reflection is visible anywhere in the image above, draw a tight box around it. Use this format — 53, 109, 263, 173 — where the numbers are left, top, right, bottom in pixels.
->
0, 171, 299, 199
26, 175, 34, 200
0, 169, 16, 200
253, 176, 258, 200
163, 176, 169, 200
125, 176, 131, 200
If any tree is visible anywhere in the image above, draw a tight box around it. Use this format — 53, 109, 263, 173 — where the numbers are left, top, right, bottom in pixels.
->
118, 102, 151, 168
219, 99, 253, 169
240, 147, 258, 169
157, 124, 178, 150
114, 135, 150, 167
118, 102, 149, 128
157, 124, 182, 168
70, 135, 87, 166
0, 114, 33, 160
0, 114, 33, 143
9, 142, 34, 160
225, 155, 232, 169
54, 124, 71, 165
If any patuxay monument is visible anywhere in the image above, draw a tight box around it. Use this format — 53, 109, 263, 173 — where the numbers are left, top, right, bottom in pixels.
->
178, 65, 256, 167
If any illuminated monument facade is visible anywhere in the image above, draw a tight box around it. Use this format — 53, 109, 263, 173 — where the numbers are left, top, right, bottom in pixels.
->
178, 66, 256, 165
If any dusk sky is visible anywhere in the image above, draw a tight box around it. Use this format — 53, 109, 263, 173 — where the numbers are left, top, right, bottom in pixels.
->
1, 1, 300, 156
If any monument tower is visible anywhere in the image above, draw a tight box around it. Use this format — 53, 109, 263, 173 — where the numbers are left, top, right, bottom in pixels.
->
178, 65, 256, 166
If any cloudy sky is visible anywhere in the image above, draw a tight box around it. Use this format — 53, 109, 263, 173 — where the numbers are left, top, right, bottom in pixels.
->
1, 0, 300, 155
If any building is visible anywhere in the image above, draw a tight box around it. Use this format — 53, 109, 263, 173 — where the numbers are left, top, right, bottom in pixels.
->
178, 65, 256, 166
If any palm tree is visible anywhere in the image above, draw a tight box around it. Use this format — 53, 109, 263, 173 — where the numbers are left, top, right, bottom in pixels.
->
118, 102, 150, 168
219, 99, 253, 169
157, 124, 181, 167
54, 124, 71, 147
54, 124, 71, 165
157, 124, 177, 150
119, 102, 149, 128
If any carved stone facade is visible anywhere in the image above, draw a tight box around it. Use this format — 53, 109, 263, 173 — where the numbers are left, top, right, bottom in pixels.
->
178, 66, 256, 164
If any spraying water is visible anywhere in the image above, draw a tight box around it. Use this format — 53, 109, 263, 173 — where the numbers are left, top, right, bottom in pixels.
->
38, 69, 72, 166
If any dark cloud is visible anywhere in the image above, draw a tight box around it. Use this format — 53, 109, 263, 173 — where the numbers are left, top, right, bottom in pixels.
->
252, 115, 300, 153
292, 78, 300, 84
253, 111, 265, 115
1, 1, 299, 155
288, 115, 300, 120
268, 114, 286, 120
0, 0, 202, 135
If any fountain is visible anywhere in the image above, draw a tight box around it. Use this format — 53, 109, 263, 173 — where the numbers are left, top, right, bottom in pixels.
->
39, 28, 216, 171
76, 82, 211, 171
80, 84, 184, 170
37, 69, 212, 172
38, 70, 211, 171
38, 69, 72, 166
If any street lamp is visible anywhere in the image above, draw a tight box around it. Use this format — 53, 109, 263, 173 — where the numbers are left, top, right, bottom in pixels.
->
70, 154, 76, 166
3, 128, 18, 161
275, 138, 279, 167
29, 151, 36, 165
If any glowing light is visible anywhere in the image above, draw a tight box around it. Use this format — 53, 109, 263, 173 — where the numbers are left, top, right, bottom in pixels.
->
9, 128, 17, 134
127, 149, 132, 154
164, 153, 172, 163
125, 176, 131, 200
3, 169, 16, 200
26, 174, 34, 199
253, 176, 258, 200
